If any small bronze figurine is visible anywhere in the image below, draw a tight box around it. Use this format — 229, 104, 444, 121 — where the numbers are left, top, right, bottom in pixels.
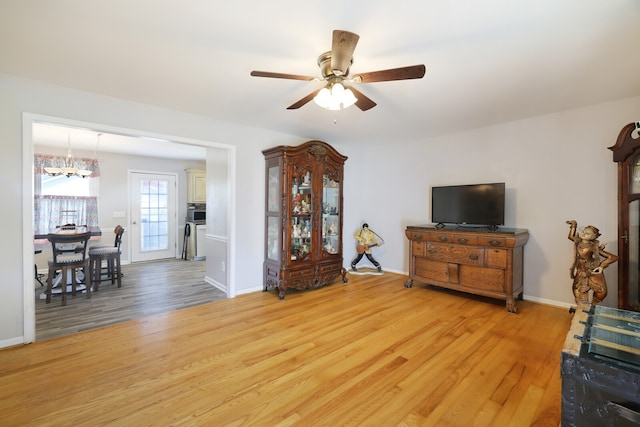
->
566, 220, 618, 306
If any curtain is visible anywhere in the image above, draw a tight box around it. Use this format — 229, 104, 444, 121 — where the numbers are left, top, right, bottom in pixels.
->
34, 154, 100, 237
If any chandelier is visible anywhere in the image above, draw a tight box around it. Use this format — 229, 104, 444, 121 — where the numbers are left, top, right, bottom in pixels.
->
44, 133, 98, 178
313, 80, 358, 110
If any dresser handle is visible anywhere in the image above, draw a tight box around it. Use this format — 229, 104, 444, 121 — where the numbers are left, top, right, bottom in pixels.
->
458, 238, 467, 244
427, 249, 437, 254
438, 236, 447, 241
489, 240, 501, 246
469, 254, 479, 260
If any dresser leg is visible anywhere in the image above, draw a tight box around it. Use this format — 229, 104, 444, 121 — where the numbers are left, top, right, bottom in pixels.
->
506, 296, 518, 313
404, 278, 413, 288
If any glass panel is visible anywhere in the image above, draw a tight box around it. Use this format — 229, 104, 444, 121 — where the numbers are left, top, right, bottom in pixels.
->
629, 199, 640, 309
267, 216, 279, 261
291, 171, 312, 260
322, 174, 340, 255
632, 155, 640, 194
268, 166, 279, 212
139, 179, 169, 251
588, 306, 640, 368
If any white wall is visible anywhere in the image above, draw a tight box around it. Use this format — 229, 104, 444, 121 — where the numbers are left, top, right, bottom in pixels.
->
341, 96, 640, 308
0, 73, 301, 347
33, 145, 206, 266
1, 71, 639, 348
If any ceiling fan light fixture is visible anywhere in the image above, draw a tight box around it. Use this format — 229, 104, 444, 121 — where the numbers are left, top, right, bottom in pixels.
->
313, 82, 358, 110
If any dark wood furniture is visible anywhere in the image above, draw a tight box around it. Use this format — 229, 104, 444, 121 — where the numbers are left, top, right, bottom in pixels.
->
46, 229, 92, 306
609, 122, 640, 311
404, 225, 529, 313
561, 305, 640, 426
263, 140, 348, 299
89, 225, 124, 291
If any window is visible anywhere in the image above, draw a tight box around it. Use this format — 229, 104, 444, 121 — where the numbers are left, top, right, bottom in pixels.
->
34, 154, 100, 237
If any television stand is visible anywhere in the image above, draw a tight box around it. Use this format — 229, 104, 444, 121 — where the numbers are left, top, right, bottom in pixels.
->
404, 225, 529, 313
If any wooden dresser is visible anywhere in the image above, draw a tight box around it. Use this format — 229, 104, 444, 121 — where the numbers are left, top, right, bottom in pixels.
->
404, 225, 529, 313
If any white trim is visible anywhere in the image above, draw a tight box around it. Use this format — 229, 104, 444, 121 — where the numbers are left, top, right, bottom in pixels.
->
128, 170, 179, 262
22, 114, 36, 343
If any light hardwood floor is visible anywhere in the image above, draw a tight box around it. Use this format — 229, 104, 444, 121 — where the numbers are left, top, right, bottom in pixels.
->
35, 258, 226, 341
4, 272, 572, 426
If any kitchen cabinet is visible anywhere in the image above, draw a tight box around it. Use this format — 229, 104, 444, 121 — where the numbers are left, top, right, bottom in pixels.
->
186, 168, 206, 203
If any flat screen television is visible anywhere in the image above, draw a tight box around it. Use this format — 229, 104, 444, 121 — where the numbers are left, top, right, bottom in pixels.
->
431, 182, 505, 228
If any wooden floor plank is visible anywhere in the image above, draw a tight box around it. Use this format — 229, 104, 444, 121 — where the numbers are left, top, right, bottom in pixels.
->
3, 272, 572, 426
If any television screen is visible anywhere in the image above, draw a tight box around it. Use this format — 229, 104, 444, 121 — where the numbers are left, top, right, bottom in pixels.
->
431, 183, 505, 227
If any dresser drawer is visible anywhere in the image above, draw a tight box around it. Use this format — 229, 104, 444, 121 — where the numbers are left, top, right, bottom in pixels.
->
485, 249, 508, 268
425, 243, 484, 266
449, 234, 478, 246
459, 264, 505, 292
281, 267, 315, 282
415, 258, 449, 282
407, 230, 449, 242
478, 235, 506, 247
411, 240, 426, 257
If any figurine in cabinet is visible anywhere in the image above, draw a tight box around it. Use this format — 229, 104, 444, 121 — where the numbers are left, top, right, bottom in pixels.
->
566, 220, 618, 306
351, 223, 383, 272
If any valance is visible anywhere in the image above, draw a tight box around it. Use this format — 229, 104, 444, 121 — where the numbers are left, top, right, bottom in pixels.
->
34, 153, 100, 177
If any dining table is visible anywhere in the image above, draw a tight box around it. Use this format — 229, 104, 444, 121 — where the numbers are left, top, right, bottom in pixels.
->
34, 225, 102, 241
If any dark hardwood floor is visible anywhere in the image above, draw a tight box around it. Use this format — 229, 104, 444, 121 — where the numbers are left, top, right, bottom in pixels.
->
35, 258, 226, 341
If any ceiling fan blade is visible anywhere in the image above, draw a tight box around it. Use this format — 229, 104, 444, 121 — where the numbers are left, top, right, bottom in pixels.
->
353, 64, 426, 83
287, 89, 322, 110
250, 71, 316, 81
331, 30, 359, 76
347, 86, 377, 111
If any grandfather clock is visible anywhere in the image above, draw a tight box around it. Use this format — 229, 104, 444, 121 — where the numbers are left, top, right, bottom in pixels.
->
609, 122, 640, 311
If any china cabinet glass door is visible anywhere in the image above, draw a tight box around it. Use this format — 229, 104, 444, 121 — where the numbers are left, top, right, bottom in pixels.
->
322, 174, 340, 255
625, 157, 640, 309
291, 170, 312, 260
266, 165, 280, 262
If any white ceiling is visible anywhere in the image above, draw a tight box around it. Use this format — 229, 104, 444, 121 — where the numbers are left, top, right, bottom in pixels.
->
1, 1, 639, 153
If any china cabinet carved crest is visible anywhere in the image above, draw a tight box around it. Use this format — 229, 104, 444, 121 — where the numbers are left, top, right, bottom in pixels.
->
609, 122, 640, 311
263, 140, 348, 299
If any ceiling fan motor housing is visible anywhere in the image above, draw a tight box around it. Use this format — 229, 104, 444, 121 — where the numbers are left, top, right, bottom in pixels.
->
317, 51, 351, 78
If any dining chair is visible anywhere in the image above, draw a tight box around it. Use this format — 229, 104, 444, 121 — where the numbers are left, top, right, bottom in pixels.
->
46, 231, 92, 306
34, 249, 46, 286
89, 225, 124, 291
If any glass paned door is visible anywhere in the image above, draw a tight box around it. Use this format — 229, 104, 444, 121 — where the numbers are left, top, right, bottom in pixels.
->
291, 170, 312, 260
130, 172, 177, 262
322, 174, 340, 255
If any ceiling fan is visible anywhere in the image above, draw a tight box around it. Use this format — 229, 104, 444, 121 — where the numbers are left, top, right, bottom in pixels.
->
250, 30, 426, 111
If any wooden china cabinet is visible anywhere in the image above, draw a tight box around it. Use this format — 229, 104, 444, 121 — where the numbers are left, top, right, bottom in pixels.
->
263, 140, 348, 299
609, 122, 640, 311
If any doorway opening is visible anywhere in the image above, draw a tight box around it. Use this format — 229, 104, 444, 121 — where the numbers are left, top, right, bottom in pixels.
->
23, 113, 236, 343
